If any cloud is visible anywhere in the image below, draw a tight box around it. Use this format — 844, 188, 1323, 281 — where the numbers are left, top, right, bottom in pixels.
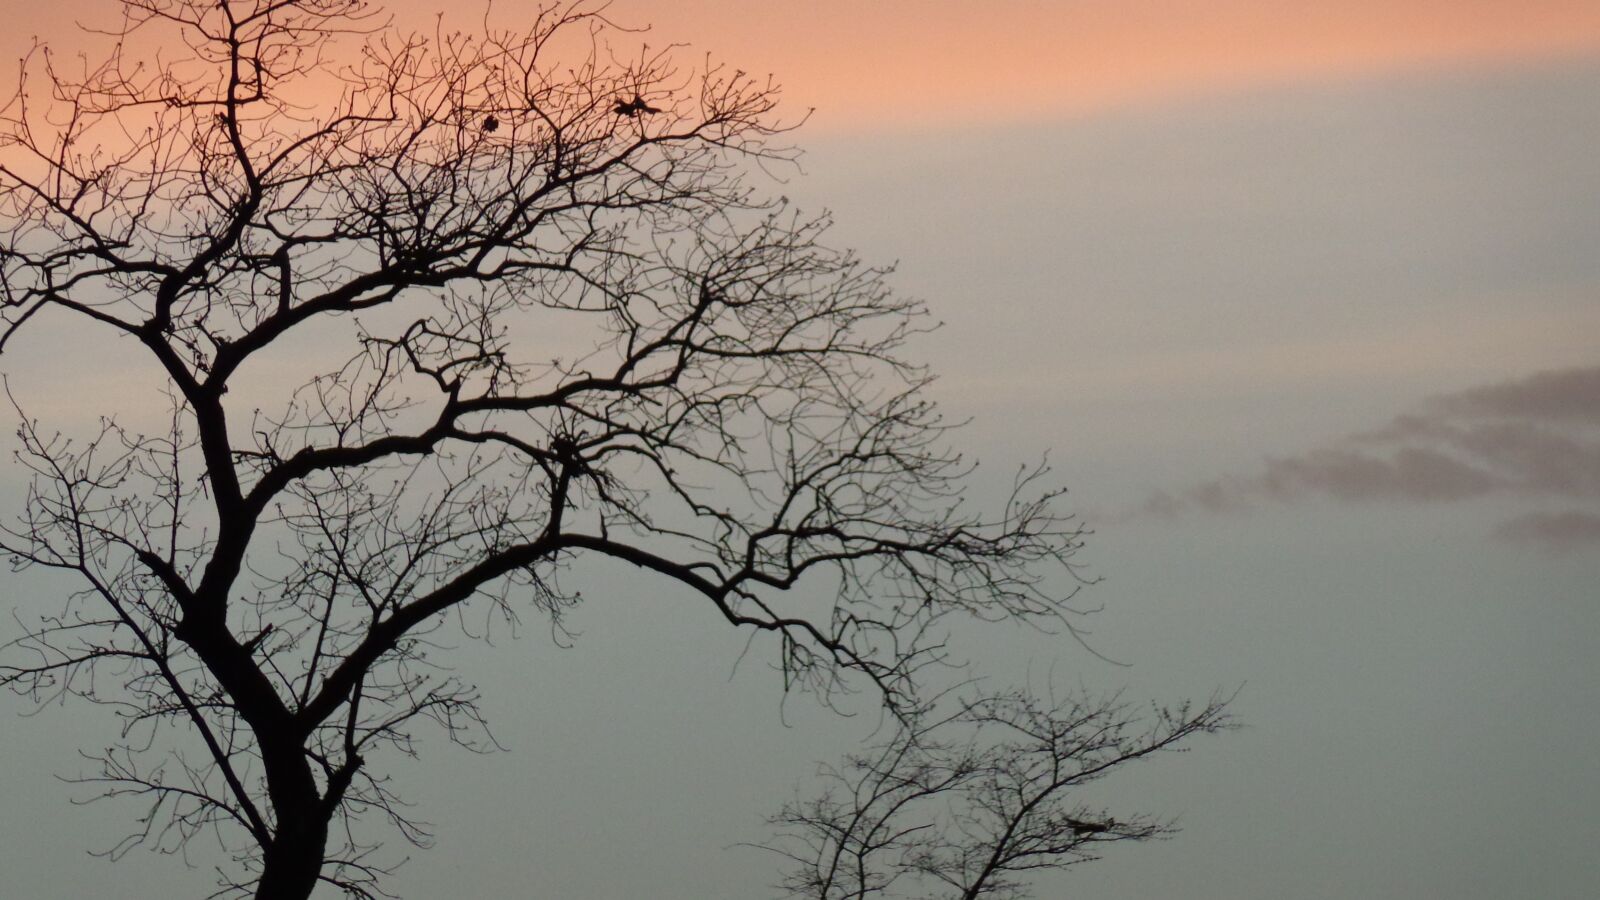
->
1131, 364, 1600, 552
1263, 447, 1503, 502
1432, 366, 1600, 424
1492, 510, 1600, 554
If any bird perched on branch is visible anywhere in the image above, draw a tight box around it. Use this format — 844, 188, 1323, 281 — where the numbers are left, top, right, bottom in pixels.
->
1069, 818, 1112, 836
613, 94, 661, 117
240, 625, 275, 655
482, 114, 499, 133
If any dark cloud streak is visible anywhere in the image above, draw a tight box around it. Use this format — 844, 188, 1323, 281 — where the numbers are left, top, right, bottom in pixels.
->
1493, 510, 1600, 554
1434, 366, 1600, 424
1132, 365, 1600, 551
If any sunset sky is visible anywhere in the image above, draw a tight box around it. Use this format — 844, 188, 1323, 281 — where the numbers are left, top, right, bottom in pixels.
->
2, 2, 1597, 898
620, 0, 1600, 128
12, 0, 1600, 128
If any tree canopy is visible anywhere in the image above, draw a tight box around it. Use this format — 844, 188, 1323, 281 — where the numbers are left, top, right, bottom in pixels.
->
0, 2, 1227, 897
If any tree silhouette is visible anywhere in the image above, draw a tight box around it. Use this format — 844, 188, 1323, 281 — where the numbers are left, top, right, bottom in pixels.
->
757, 688, 1235, 900
0, 2, 1227, 897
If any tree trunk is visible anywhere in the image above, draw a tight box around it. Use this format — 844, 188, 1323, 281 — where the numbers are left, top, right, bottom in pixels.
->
255, 812, 329, 900
253, 732, 331, 900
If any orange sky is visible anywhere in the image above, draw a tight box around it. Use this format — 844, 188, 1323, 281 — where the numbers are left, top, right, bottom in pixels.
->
10, 0, 1600, 129
617, 0, 1600, 129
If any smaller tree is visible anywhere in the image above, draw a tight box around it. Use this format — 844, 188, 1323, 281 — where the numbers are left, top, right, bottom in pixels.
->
761, 689, 1235, 900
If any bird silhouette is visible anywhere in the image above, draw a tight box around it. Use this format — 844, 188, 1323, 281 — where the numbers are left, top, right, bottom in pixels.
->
482, 114, 499, 133
613, 95, 661, 118
240, 624, 275, 655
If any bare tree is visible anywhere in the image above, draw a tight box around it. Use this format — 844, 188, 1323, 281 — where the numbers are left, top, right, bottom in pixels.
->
755, 689, 1236, 900
0, 1, 1222, 897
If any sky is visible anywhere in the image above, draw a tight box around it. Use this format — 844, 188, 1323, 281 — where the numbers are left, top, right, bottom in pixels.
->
1, 1, 1598, 898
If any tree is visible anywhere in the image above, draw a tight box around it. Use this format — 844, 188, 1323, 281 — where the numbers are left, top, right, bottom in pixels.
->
0, 2, 1228, 897
756, 688, 1235, 900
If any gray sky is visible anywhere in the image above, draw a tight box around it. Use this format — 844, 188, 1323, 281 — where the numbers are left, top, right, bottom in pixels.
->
1, 23, 1597, 900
